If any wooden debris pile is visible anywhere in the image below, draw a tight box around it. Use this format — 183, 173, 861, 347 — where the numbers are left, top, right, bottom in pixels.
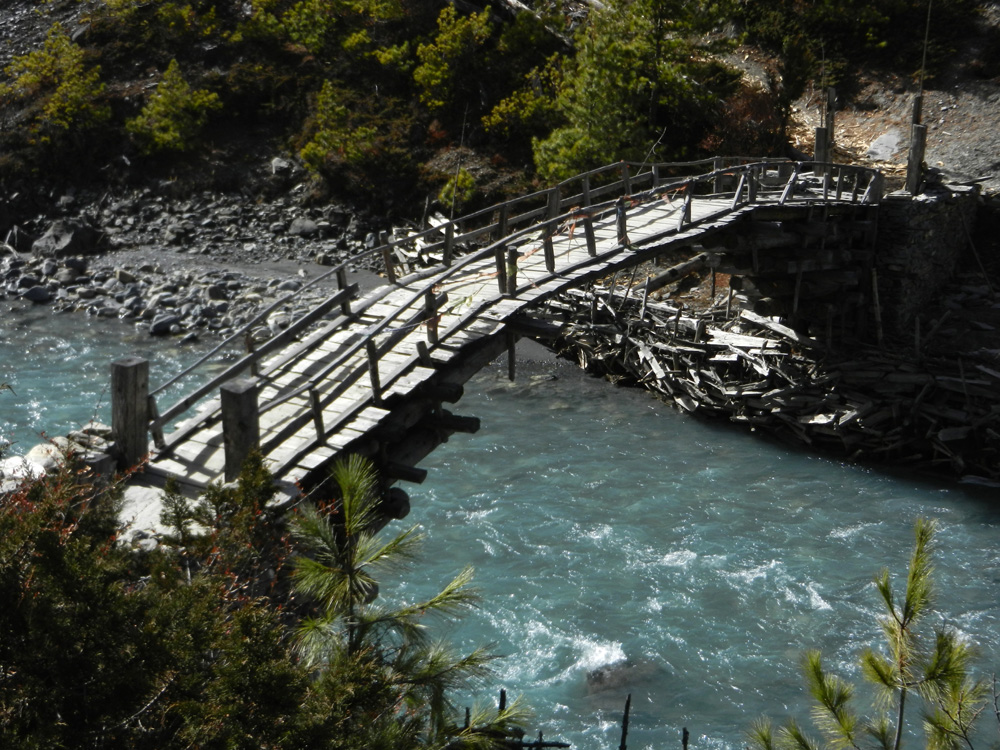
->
540, 285, 1000, 482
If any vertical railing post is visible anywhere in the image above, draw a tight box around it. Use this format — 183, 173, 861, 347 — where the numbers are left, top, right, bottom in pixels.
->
582, 173, 591, 207
621, 162, 632, 195
221, 378, 259, 482
547, 187, 560, 224
652, 164, 661, 188
336, 267, 352, 316
584, 216, 596, 257
366, 340, 383, 407
713, 156, 725, 193
506, 246, 519, 297
380, 232, 397, 284
748, 166, 758, 203
906, 124, 927, 195
112, 356, 149, 469
616, 197, 629, 248
496, 203, 509, 242
443, 222, 454, 267
424, 290, 438, 344
814, 127, 829, 177
494, 246, 508, 294
543, 233, 555, 272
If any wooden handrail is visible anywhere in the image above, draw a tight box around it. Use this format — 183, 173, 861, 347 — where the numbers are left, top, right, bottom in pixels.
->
145, 157, 883, 450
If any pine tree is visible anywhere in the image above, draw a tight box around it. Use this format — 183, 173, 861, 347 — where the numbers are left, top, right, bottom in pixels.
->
749, 519, 989, 750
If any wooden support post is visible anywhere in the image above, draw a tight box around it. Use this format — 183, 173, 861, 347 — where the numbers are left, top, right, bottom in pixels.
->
494, 246, 507, 294
713, 156, 725, 193
309, 386, 324, 441
748, 166, 758, 203
912, 93, 923, 125
652, 164, 662, 187
424, 289, 439, 344
443, 222, 454, 267
621, 162, 632, 195
584, 216, 597, 257
814, 127, 829, 176
506, 330, 516, 381
506, 246, 519, 296
366, 340, 383, 406
336, 267, 352, 315
543, 233, 555, 272
906, 123, 927, 195
220, 378, 259, 483
111, 356, 149, 469
582, 174, 592, 207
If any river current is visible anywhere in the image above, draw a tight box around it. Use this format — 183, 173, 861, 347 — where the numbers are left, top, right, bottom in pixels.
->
3, 306, 999, 750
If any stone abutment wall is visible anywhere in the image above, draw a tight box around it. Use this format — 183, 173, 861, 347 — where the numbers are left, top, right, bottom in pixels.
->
876, 184, 980, 338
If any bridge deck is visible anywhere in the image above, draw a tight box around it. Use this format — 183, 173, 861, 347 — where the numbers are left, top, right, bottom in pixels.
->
135, 160, 881, 495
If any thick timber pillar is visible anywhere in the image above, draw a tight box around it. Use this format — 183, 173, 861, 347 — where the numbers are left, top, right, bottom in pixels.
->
221, 378, 259, 482
112, 356, 149, 469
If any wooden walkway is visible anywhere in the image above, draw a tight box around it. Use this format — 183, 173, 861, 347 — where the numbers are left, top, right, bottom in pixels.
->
110, 158, 883, 499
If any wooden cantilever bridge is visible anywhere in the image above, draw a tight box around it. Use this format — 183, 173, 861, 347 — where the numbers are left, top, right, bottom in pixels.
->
110, 157, 883, 502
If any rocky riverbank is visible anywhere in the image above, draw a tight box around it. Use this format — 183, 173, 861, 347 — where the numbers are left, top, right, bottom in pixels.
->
2, 169, 392, 343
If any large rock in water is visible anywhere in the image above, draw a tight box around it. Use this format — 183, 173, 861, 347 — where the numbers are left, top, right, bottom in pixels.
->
32, 219, 100, 258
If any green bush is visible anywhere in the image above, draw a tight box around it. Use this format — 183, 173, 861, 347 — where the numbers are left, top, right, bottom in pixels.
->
413, 5, 492, 112
1, 23, 110, 142
127, 58, 221, 153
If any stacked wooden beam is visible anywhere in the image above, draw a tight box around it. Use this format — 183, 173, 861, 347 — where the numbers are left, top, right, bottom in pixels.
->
542, 287, 1000, 482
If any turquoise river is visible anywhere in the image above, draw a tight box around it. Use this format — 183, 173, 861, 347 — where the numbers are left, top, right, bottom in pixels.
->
3, 304, 999, 750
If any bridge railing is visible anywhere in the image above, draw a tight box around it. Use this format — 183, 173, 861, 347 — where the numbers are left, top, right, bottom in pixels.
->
112, 158, 882, 476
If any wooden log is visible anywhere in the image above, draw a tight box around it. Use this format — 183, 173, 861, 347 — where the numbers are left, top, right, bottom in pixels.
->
384, 461, 427, 484
221, 378, 259, 483
112, 356, 150, 469
381, 234, 397, 284
616, 197, 629, 247
427, 411, 481, 434
644, 252, 710, 293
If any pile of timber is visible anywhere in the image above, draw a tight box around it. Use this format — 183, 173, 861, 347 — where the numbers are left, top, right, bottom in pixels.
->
543, 286, 1000, 483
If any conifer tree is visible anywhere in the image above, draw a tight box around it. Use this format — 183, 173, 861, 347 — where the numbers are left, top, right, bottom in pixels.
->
749, 519, 989, 750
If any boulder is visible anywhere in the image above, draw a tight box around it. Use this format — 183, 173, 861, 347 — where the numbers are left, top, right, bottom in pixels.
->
288, 217, 319, 237
31, 219, 100, 258
22, 285, 53, 303
149, 313, 181, 335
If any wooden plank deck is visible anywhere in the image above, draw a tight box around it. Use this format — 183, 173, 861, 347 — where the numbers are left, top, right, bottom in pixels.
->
138, 160, 882, 495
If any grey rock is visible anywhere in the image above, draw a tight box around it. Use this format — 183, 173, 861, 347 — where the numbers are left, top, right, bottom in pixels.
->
22, 285, 52, 303
32, 219, 99, 258
288, 217, 319, 237
149, 314, 181, 335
